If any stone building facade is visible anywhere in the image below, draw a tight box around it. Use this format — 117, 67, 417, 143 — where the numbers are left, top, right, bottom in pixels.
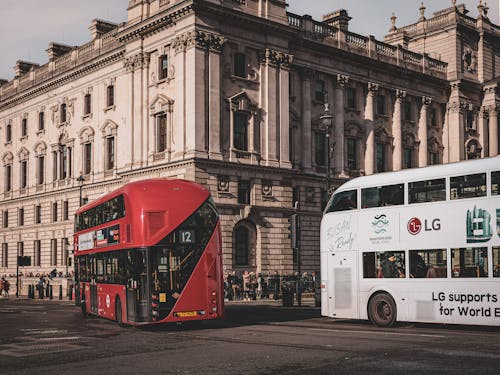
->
0, 0, 498, 278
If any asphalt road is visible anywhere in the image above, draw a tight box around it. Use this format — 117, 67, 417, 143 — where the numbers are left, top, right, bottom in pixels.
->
0, 298, 499, 374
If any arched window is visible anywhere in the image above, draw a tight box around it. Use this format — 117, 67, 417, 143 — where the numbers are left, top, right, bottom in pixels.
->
234, 226, 249, 266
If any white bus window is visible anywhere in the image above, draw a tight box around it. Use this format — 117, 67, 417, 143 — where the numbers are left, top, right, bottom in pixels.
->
492, 171, 500, 196
408, 178, 446, 204
409, 249, 447, 278
451, 247, 488, 278
324, 190, 357, 213
450, 173, 486, 200
363, 251, 405, 278
361, 184, 404, 208
493, 247, 500, 277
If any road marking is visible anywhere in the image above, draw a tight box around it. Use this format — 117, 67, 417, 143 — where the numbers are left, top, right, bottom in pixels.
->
307, 327, 446, 338
38, 336, 81, 341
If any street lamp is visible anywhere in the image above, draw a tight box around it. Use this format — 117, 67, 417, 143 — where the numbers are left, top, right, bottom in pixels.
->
319, 93, 334, 194
77, 175, 85, 206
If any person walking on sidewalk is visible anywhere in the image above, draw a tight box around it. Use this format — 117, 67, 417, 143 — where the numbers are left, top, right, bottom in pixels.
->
1, 277, 10, 298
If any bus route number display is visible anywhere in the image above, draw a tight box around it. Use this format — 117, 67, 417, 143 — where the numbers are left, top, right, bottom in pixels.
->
178, 229, 195, 244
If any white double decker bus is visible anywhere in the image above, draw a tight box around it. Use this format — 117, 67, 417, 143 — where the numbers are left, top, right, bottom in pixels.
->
320, 156, 500, 327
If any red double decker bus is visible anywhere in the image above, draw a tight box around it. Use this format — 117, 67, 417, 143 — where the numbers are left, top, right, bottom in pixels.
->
74, 179, 223, 325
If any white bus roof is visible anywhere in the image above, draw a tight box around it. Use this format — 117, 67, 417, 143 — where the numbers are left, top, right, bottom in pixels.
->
335, 155, 500, 192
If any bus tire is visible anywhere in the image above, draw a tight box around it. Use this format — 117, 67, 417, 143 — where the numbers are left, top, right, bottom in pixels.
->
368, 293, 396, 327
116, 297, 124, 326
81, 295, 88, 316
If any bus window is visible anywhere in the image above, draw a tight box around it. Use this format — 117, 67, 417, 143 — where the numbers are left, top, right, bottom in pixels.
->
492, 171, 500, 196
408, 178, 446, 204
361, 184, 404, 208
363, 251, 405, 278
409, 249, 447, 278
450, 173, 486, 200
451, 247, 488, 277
493, 247, 500, 277
324, 189, 357, 213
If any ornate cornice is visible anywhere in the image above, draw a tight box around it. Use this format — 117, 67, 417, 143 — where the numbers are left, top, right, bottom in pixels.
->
123, 52, 151, 72
395, 89, 407, 100
422, 96, 432, 106
367, 82, 379, 94
336, 74, 349, 87
258, 48, 293, 68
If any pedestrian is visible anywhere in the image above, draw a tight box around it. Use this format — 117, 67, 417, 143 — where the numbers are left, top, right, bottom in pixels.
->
272, 271, 280, 300
295, 272, 303, 306
2, 277, 10, 298
242, 271, 250, 301
0, 277, 4, 297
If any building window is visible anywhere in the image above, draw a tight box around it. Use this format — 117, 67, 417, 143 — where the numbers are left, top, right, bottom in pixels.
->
377, 94, 386, 115
238, 180, 251, 205
39, 112, 45, 131
347, 86, 356, 109
106, 85, 114, 107
403, 148, 413, 169
429, 107, 437, 127
34, 240, 41, 267
21, 118, 28, 137
376, 143, 387, 172
83, 143, 92, 175
52, 150, 58, 181
18, 208, 24, 226
404, 100, 412, 121
6, 124, 12, 142
315, 80, 325, 102
35, 205, 42, 224
20, 160, 28, 189
37, 156, 45, 185
84, 93, 92, 115
52, 202, 58, 222
3, 210, 8, 228
234, 226, 249, 266
429, 152, 439, 165
157, 113, 167, 152
314, 132, 326, 166
234, 52, 246, 78
465, 110, 474, 130
5, 164, 12, 192
51, 239, 58, 266
59, 145, 68, 179
63, 200, 69, 221
233, 112, 249, 151
17, 242, 24, 257
106, 136, 115, 170
1, 243, 8, 268
346, 138, 357, 170
60, 103, 67, 123
159, 55, 169, 80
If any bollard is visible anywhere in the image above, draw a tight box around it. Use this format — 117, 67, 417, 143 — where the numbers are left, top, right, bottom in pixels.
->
29, 284, 34, 299
69, 284, 73, 301
59, 285, 63, 300
39, 284, 44, 299
49, 285, 53, 300
45, 284, 50, 297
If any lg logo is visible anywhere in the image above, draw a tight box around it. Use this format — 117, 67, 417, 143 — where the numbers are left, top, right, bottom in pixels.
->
408, 217, 441, 235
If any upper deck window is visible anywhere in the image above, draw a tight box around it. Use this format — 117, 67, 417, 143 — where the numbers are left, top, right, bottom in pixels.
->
76, 195, 125, 231
491, 171, 500, 196
361, 184, 404, 208
450, 173, 486, 200
324, 189, 357, 213
409, 178, 446, 204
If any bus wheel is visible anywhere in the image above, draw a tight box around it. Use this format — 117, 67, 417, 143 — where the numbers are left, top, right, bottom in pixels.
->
116, 297, 124, 326
368, 293, 396, 327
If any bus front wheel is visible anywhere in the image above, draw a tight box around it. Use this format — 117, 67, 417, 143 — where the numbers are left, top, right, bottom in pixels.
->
368, 293, 396, 327
116, 297, 124, 326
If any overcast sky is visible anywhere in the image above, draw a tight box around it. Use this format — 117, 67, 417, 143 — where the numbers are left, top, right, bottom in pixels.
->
1, 0, 498, 80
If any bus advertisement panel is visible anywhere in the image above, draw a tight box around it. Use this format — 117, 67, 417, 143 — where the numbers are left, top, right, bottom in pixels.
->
74, 179, 224, 326
321, 156, 500, 327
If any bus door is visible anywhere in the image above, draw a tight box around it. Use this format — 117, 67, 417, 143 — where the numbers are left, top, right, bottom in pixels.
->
125, 249, 150, 323
328, 251, 359, 319
90, 278, 98, 315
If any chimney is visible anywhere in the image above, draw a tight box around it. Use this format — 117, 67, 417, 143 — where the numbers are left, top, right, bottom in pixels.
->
46, 43, 74, 61
14, 60, 39, 77
322, 9, 352, 32
89, 19, 118, 39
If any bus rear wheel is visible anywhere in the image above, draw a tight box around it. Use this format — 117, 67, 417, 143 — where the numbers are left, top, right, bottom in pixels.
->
116, 297, 124, 326
368, 293, 396, 327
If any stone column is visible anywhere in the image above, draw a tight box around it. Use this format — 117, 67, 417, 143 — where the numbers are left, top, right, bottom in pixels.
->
392, 89, 405, 171
277, 52, 293, 168
301, 69, 313, 172
447, 81, 465, 162
335, 74, 348, 177
260, 48, 279, 167
207, 34, 224, 160
489, 105, 499, 156
364, 82, 378, 175
478, 108, 488, 157
418, 96, 431, 167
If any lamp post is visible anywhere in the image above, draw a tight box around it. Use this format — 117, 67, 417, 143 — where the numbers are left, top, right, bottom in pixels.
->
77, 175, 84, 206
320, 94, 334, 194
